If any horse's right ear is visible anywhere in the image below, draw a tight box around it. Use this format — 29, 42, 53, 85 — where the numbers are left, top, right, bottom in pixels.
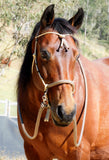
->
40, 4, 54, 29
68, 8, 84, 30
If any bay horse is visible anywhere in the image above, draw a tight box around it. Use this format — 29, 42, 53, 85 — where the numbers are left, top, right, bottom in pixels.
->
17, 4, 109, 160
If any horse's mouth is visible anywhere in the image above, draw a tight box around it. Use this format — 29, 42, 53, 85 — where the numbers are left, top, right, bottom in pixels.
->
53, 118, 70, 127
51, 115, 71, 127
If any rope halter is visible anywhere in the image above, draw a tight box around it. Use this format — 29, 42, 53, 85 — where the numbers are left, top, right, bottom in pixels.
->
18, 31, 88, 147
32, 31, 75, 117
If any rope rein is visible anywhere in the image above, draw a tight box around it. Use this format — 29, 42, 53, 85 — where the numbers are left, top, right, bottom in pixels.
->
73, 58, 88, 147
18, 32, 88, 146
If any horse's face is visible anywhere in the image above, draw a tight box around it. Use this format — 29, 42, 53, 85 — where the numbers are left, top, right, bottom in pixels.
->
33, 5, 84, 126
37, 29, 77, 126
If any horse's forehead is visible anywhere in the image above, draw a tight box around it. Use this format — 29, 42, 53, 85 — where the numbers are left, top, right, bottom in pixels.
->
38, 33, 75, 49
44, 36, 58, 46
39, 32, 58, 45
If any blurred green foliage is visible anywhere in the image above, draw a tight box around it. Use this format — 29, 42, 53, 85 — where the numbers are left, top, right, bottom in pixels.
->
0, 0, 109, 58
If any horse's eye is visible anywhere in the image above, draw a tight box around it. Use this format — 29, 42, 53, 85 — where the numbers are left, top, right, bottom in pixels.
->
40, 49, 51, 60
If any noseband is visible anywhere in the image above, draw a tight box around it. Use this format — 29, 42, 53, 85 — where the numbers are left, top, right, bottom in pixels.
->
18, 32, 88, 147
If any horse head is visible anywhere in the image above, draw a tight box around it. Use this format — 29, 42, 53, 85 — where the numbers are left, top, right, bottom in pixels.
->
32, 5, 84, 127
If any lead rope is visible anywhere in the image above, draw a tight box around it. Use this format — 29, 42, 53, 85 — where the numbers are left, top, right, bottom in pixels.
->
73, 58, 88, 147
19, 104, 45, 140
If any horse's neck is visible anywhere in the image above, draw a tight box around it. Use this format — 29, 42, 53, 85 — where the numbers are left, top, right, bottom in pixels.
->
18, 73, 43, 120
74, 55, 97, 119
75, 56, 101, 144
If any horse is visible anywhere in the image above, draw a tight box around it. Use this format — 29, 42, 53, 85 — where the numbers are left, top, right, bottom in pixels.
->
17, 4, 109, 160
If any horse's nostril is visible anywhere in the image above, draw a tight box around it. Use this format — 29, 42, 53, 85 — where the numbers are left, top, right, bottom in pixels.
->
57, 105, 64, 120
56, 104, 76, 122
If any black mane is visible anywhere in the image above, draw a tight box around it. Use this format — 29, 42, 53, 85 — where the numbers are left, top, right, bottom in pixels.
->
17, 18, 77, 90
52, 18, 76, 34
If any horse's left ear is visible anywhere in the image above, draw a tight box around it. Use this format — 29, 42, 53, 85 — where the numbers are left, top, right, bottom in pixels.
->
68, 8, 84, 30
40, 4, 54, 29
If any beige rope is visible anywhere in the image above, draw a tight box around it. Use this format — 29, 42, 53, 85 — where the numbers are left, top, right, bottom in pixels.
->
35, 31, 71, 51
46, 80, 75, 93
21, 104, 45, 140
73, 58, 88, 147
31, 54, 35, 74
44, 107, 51, 122
35, 32, 72, 39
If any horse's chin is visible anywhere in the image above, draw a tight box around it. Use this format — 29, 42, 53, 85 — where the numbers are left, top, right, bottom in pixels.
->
52, 117, 71, 127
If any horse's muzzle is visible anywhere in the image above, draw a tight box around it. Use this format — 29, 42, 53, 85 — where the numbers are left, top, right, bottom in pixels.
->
51, 104, 76, 127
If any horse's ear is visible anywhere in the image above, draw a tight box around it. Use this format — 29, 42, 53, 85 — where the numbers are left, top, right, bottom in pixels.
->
40, 4, 54, 29
68, 8, 84, 30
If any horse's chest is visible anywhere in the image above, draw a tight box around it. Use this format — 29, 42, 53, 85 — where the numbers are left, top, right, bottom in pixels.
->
35, 126, 74, 158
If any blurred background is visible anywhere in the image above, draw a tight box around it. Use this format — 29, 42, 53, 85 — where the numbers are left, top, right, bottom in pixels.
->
0, 0, 109, 159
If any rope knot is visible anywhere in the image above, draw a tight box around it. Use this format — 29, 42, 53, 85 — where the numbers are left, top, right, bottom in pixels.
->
57, 37, 69, 52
